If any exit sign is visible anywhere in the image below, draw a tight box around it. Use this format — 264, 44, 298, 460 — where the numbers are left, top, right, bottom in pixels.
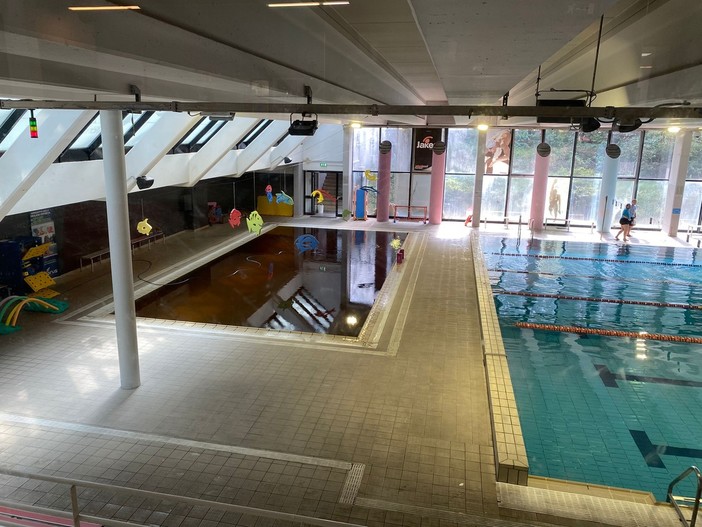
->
320, 162, 328, 167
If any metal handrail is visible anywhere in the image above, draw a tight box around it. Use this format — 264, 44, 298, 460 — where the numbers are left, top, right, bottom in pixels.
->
0, 466, 365, 527
667, 465, 702, 527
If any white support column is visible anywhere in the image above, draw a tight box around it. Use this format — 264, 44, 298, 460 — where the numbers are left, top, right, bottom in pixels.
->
126, 112, 200, 190
101, 110, 141, 390
471, 129, 487, 227
293, 163, 304, 217
342, 125, 353, 214
235, 121, 290, 176
0, 109, 95, 221
188, 117, 258, 185
662, 130, 693, 236
596, 145, 620, 233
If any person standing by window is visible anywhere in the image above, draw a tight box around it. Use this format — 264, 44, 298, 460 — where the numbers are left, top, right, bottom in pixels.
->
615, 203, 633, 242
629, 199, 638, 232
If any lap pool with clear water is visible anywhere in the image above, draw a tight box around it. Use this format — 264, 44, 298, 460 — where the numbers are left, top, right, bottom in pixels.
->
482, 236, 702, 501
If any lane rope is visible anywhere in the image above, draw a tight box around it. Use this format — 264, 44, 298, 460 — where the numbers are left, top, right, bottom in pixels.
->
515, 322, 702, 344
487, 252, 702, 268
487, 268, 701, 289
495, 289, 702, 310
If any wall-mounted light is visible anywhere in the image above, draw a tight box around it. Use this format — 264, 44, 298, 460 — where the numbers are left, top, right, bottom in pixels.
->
29, 110, 38, 139
68, 5, 140, 10
136, 176, 154, 190
668, 125, 681, 134
477, 124, 489, 131
350, 122, 361, 129
268, 1, 349, 7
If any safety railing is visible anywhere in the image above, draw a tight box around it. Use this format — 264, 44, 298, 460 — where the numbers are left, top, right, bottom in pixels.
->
667, 465, 702, 527
0, 466, 365, 527
686, 224, 702, 246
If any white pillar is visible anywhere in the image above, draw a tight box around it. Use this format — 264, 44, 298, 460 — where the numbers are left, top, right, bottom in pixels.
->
662, 131, 693, 236
342, 125, 353, 214
471, 130, 487, 227
293, 163, 304, 217
100, 110, 141, 390
529, 143, 551, 232
596, 144, 621, 233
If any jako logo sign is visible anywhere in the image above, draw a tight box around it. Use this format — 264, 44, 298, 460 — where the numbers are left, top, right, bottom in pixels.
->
416, 135, 434, 148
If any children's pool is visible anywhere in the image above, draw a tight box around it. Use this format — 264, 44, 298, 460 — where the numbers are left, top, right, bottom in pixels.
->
135, 227, 406, 337
483, 236, 702, 501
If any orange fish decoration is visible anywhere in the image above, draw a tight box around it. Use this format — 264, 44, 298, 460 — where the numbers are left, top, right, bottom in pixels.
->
229, 209, 242, 228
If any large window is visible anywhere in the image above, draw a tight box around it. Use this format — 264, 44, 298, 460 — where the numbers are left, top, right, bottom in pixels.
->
681, 132, 702, 226
443, 128, 478, 220
636, 130, 674, 227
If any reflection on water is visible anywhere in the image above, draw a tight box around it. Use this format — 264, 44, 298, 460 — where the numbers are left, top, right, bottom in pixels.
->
136, 227, 407, 337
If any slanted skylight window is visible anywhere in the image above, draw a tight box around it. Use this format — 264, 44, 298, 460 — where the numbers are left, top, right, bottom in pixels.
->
0, 109, 40, 153
69, 115, 102, 149
124, 112, 162, 147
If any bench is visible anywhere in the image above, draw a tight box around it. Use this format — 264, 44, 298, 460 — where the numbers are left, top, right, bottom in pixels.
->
80, 247, 110, 272
80, 231, 165, 271
391, 204, 428, 224
130, 230, 165, 252
544, 217, 571, 231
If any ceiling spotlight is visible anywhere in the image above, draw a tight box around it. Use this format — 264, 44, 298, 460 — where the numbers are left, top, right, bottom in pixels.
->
136, 176, 154, 190
288, 112, 318, 136
477, 124, 489, 131
350, 122, 361, 129
668, 126, 681, 134
612, 118, 642, 133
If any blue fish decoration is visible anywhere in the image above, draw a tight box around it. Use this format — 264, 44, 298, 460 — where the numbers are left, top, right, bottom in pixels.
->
294, 234, 319, 254
276, 191, 294, 205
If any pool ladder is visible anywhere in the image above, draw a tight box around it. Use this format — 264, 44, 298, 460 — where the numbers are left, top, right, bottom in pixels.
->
668, 465, 702, 526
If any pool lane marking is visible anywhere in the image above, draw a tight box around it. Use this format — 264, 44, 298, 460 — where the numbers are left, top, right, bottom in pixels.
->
594, 364, 702, 389
487, 268, 700, 289
630, 430, 702, 468
495, 290, 701, 310
514, 322, 702, 344
487, 252, 702, 268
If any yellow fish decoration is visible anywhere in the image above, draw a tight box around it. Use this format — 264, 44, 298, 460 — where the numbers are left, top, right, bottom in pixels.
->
246, 211, 264, 236
137, 218, 152, 235
311, 190, 324, 204
364, 169, 378, 181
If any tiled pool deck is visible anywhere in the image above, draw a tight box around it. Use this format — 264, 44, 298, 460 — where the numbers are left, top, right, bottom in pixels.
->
0, 218, 687, 527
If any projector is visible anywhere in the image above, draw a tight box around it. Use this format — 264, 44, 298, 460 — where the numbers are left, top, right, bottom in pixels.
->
288, 119, 318, 136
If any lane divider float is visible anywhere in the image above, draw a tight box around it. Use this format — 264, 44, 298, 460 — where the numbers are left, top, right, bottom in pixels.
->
495, 290, 701, 310
487, 252, 702, 268
515, 322, 702, 344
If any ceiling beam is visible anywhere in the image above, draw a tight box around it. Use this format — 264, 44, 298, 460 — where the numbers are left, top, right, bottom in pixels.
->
1, 100, 699, 120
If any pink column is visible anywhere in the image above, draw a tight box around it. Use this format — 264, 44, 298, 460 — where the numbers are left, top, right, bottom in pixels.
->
429, 141, 446, 224
529, 142, 551, 232
376, 140, 392, 222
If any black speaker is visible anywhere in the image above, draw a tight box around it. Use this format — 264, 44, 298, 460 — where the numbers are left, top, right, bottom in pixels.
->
580, 117, 601, 133
136, 176, 154, 190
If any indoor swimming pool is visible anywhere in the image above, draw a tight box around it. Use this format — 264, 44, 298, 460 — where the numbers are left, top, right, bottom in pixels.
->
483, 236, 702, 501
135, 226, 406, 337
